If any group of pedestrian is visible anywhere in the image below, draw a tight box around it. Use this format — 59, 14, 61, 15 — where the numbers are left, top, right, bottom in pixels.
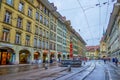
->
112, 57, 119, 67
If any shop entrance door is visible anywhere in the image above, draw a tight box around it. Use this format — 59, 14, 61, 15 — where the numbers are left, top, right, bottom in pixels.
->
1, 52, 7, 65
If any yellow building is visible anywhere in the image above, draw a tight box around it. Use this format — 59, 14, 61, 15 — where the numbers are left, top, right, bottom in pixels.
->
0, 0, 59, 65
77, 33, 86, 57
65, 20, 71, 59
100, 36, 107, 58
0, 0, 87, 65
86, 46, 100, 60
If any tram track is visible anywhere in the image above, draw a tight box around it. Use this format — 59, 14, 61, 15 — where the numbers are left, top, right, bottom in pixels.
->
52, 62, 96, 80
24, 62, 92, 80
36, 62, 93, 80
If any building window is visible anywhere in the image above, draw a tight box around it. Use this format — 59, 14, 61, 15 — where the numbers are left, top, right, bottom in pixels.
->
40, 15, 43, 23
41, 41, 44, 48
43, 41, 45, 49
43, 7, 47, 14
17, 17, 22, 28
18, 2, 24, 12
50, 42, 52, 49
4, 11, 11, 24
2, 28, 10, 42
54, 25, 56, 32
25, 35, 30, 46
44, 17, 46, 25
34, 38, 37, 47
6, 0, 13, 6
46, 31, 48, 38
36, 12, 39, 21
15, 32, 21, 44
38, 39, 41, 48
40, 3, 43, 11
28, 8, 32, 17
50, 23, 54, 30
39, 28, 42, 36
46, 42, 48, 49
46, 19, 49, 27
43, 30, 45, 37
54, 43, 56, 50
26, 21, 31, 32
35, 26, 38, 35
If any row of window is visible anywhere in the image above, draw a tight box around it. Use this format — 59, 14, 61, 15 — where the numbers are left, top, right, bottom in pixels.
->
7, 0, 33, 18
1, 28, 49, 49
35, 26, 49, 38
2, 28, 30, 46
36, 12, 49, 27
4, 10, 50, 38
4, 11, 32, 32
6, 0, 50, 28
34, 38, 49, 49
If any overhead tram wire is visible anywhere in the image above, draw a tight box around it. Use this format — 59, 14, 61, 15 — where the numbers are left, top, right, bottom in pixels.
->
77, 0, 94, 45
98, 0, 101, 40
103, 0, 109, 35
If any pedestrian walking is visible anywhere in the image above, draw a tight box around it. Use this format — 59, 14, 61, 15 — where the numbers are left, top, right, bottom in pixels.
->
114, 57, 118, 67
103, 57, 106, 64
112, 57, 115, 63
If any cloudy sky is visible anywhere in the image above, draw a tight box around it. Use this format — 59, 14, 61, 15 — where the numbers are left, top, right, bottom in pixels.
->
48, 0, 116, 46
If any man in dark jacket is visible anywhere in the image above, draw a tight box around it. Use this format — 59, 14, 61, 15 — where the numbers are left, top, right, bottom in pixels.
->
114, 57, 118, 67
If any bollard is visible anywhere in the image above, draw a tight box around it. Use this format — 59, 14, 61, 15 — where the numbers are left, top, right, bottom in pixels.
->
45, 63, 48, 70
68, 65, 71, 72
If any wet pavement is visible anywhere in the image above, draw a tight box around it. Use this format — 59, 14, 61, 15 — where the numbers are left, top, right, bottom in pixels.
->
0, 60, 120, 80
106, 62, 120, 80
0, 63, 57, 75
84, 60, 106, 80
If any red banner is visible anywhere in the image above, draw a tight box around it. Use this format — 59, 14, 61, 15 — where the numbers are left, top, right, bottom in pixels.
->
70, 42, 73, 58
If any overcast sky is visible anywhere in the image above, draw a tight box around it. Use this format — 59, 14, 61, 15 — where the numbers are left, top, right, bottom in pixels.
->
48, 0, 116, 46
